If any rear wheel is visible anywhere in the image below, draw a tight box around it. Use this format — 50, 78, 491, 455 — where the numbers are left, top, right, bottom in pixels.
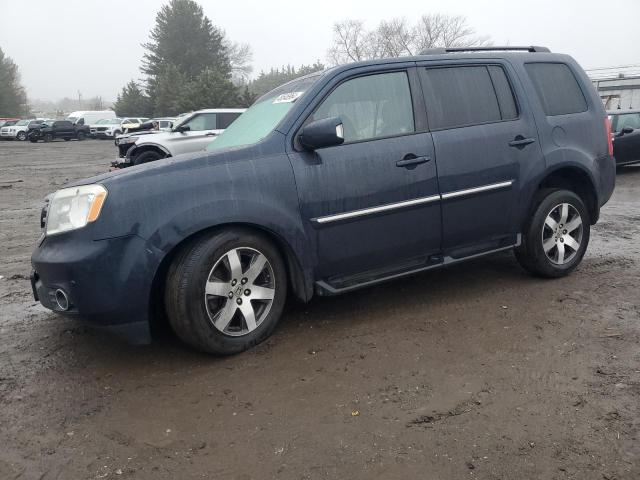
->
165, 229, 287, 355
16, 131, 26, 141
515, 189, 590, 278
133, 150, 163, 165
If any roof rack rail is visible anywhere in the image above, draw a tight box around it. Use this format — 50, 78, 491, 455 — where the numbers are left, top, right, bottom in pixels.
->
421, 46, 551, 55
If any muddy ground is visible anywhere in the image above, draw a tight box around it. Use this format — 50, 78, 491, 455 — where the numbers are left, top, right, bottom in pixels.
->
0, 139, 639, 480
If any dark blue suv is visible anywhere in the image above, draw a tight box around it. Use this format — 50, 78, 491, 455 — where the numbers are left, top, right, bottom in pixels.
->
31, 47, 615, 354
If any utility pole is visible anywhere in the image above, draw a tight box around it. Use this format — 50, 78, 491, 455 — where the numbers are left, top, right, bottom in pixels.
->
78, 90, 82, 109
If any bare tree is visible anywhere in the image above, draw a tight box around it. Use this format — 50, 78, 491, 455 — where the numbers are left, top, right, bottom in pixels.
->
327, 20, 374, 65
414, 14, 490, 51
327, 14, 491, 65
227, 41, 253, 84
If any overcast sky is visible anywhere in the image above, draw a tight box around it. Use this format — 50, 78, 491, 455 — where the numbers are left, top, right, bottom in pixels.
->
1, 0, 639, 102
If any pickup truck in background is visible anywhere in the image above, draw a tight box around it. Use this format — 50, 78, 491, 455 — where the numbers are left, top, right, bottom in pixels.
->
28, 120, 91, 142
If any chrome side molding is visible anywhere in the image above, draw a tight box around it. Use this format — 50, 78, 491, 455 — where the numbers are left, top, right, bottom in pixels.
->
313, 180, 514, 224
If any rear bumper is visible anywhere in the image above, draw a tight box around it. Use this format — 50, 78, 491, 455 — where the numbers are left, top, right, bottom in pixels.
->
31, 233, 164, 344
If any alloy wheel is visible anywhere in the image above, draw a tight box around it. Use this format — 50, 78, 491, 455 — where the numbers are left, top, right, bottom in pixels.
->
541, 203, 583, 265
204, 247, 275, 337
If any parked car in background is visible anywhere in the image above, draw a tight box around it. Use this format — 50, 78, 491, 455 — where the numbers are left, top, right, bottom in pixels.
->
0, 118, 20, 128
29, 120, 90, 142
90, 117, 127, 139
608, 109, 640, 167
66, 110, 116, 127
121, 117, 150, 133
88, 118, 113, 138
113, 108, 244, 167
1, 119, 47, 141
32, 47, 615, 354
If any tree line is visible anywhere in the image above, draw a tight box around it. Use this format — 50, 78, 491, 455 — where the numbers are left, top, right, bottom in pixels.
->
0, 0, 490, 118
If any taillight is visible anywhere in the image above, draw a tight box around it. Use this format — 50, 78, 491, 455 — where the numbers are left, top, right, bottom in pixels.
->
605, 117, 614, 157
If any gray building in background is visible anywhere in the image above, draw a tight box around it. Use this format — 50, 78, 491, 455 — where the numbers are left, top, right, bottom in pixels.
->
588, 66, 640, 110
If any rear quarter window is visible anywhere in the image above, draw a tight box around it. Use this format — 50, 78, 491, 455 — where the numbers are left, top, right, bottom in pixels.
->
525, 63, 588, 116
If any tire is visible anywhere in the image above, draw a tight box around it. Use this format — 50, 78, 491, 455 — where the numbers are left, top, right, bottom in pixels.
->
165, 228, 288, 355
29, 139, 38, 143
515, 189, 590, 278
76, 131, 86, 141
132, 150, 163, 165
44, 133, 53, 143
16, 131, 26, 141
64, 137, 71, 141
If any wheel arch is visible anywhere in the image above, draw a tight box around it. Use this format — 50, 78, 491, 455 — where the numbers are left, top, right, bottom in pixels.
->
531, 165, 600, 225
148, 222, 312, 329
128, 143, 171, 161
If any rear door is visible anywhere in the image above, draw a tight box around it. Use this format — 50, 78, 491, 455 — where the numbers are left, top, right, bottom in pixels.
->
169, 112, 218, 155
416, 61, 543, 258
288, 67, 442, 287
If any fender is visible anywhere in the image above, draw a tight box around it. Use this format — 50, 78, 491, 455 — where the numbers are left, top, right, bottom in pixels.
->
127, 142, 171, 160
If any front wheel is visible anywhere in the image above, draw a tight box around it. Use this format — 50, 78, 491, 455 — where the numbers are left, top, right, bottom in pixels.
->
16, 131, 27, 141
44, 133, 53, 142
76, 131, 86, 141
165, 229, 288, 355
132, 150, 163, 165
515, 189, 590, 278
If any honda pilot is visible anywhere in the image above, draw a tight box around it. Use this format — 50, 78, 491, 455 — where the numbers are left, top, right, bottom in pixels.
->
31, 46, 616, 355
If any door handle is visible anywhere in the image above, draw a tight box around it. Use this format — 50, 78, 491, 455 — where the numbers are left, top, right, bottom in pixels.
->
396, 154, 431, 168
205, 132, 218, 137
508, 136, 536, 149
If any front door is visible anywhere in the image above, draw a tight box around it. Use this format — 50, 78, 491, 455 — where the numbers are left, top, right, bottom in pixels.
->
169, 112, 219, 155
417, 62, 543, 258
288, 69, 442, 286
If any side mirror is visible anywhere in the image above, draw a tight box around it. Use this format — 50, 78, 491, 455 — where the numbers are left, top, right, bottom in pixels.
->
176, 125, 190, 133
621, 126, 634, 135
299, 117, 345, 151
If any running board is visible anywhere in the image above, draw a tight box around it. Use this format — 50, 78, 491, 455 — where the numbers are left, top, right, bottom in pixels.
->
315, 235, 520, 296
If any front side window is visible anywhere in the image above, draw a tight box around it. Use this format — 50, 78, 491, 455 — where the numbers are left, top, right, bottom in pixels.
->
525, 63, 587, 116
182, 113, 217, 131
310, 71, 415, 143
420, 65, 514, 130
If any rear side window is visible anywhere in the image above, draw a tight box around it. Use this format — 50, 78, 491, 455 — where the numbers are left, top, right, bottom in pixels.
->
217, 112, 241, 129
311, 71, 415, 143
525, 63, 587, 116
420, 65, 516, 130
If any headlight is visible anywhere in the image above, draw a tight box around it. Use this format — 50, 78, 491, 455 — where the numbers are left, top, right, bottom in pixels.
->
45, 184, 108, 235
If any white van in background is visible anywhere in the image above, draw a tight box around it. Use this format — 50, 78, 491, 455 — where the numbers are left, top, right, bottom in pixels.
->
66, 110, 116, 126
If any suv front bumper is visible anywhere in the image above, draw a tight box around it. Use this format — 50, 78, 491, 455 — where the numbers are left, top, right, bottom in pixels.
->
31, 232, 162, 344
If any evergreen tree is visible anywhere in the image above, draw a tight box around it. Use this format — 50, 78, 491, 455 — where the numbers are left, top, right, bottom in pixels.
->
0, 47, 28, 117
248, 62, 325, 98
140, 0, 237, 115
113, 80, 152, 117
178, 68, 239, 112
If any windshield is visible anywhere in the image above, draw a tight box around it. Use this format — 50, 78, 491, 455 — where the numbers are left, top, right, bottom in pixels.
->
106, 118, 122, 124
16, 120, 30, 126
66, 116, 78, 123
207, 74, 321, 151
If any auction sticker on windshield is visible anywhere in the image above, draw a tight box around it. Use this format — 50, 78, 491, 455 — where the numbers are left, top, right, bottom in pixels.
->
273, 92, 304, 104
